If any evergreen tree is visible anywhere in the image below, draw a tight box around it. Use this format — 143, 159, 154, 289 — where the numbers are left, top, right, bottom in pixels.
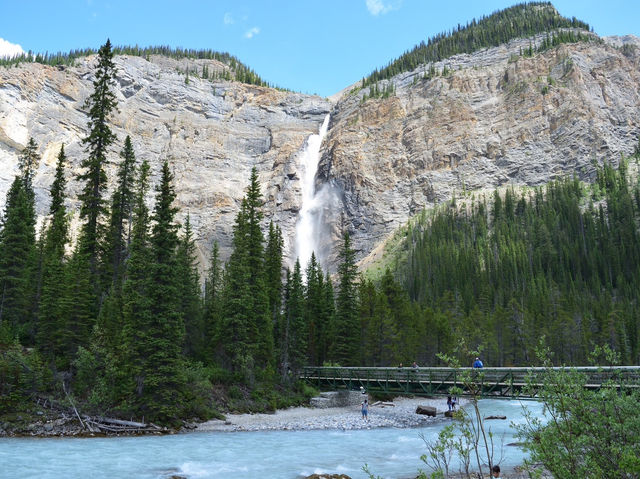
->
77, 38, 117, 300
103, 135, 137, 290
119, 159, 153, 409
145, 160, 187, 421
121, 160, 187, 422
221, 203, 253, 373
331, 231, 360, 365
19, 137, 39, 193
0, 139, 39, 342
244, 168, 273, 370
177, 214, 203, 359
59, 244, 94, 368
96, 136, 137, 355
319, 272, 336, 365
37, 145, 69, 360
220, 167, 272, 376
304, 253, 324, 365
203, 240, 223, 363
281, 260, 306, 376
264, 222, 283, 366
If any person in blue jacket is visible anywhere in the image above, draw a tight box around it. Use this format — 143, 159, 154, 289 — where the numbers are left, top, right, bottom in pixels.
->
473, 357, 484, 368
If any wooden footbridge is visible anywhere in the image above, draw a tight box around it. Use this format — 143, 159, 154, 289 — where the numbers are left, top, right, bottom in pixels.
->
300, 366, 640, 399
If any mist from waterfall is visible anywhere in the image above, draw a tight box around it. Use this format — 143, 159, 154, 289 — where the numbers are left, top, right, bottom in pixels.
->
295, 114, 331, 273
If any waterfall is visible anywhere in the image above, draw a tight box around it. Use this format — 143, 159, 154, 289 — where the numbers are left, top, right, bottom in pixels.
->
294, 114, 330, 273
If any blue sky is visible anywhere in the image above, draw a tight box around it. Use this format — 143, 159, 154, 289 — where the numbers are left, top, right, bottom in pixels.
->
1, 1, 639, 97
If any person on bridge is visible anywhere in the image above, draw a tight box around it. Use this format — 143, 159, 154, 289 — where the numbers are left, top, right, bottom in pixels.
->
412, 361, 419, 368
491, 465, 501, 477
473, 357, 484, 368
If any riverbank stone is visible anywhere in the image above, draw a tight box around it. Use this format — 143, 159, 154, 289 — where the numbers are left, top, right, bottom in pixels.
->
416, 405, 437, 416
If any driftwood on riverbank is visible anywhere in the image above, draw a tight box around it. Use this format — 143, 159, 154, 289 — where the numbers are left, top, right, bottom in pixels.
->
10, 394, 170, 437
82, 416, 166, 434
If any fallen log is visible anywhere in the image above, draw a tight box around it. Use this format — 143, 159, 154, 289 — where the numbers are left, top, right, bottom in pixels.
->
484, 415, 507, 420
93, 417, 147, 428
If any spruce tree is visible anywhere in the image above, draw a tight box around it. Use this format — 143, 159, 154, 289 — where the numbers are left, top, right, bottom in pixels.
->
304, 253, 324, 365
221, 202, 253, 373
0, 139, 39, 342
19, 138, 39, 193
119, 159, 153, 409
104, 135, 137, 290
320, 272, 335, 365
203, 240, 223, 363
177, 214, 203, 359
37, 145, 70, 360
59, 244, 94, 368
265, 221, 283, 363
142, 160, 186, 421
77, 38, 117, 299
244, 168, 273, 370
96, 136, 137, 354
283, 259, 306, 374
331, 231, 360, 365
221, 167, 272, 375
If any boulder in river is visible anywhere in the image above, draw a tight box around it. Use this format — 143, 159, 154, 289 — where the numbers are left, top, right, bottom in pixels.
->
415, 405, 437, 416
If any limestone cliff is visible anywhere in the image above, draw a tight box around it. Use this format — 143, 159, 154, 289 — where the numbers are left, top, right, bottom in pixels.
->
0, 54, 330, 267
1, 34, 639, 272
320, 35, 640, 265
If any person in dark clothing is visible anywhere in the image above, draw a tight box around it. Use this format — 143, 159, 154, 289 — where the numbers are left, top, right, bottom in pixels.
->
491, 464, 500, 477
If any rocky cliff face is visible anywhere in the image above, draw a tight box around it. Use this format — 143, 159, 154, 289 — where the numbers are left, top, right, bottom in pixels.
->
1, 34, 639, 272
0, 55, 330, 267
320, 35, 640, 264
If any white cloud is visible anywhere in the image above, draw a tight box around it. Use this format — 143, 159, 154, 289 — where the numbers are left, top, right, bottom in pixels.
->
244, 27, 260, 39
224, 12, 234, 25
366, 0, 395, 16
0, 38, 25, 59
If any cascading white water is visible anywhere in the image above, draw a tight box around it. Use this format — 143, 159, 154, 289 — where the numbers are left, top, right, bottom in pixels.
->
294, 114, 330, 272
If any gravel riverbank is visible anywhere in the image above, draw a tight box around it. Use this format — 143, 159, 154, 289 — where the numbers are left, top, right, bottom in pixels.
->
197, 396, 461, 432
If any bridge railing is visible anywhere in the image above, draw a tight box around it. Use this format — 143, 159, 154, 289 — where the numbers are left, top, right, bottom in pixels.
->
300, 366, 640, 398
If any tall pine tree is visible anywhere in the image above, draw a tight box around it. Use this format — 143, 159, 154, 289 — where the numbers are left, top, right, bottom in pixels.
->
143, 160, 187, 421
331, 231, 360, 365
77, 38, 117, 302
104, 135, 137, 290
0, 138, 39, 342
177, 214, 203, 359
37, 145, 70, 361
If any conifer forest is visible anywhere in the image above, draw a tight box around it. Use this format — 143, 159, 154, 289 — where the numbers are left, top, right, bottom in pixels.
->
2, 8, 640, 429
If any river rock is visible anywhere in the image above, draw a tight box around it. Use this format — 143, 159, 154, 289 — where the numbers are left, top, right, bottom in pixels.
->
415, 405, 437, 416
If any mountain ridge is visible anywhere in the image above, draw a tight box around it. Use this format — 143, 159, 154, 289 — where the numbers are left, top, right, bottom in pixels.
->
0, 6, 639, 272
